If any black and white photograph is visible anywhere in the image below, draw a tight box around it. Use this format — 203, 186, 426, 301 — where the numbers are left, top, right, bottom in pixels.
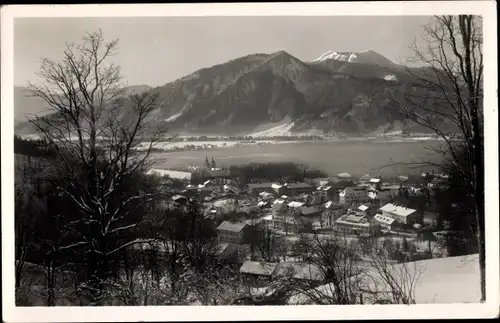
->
1, 2, 498, 321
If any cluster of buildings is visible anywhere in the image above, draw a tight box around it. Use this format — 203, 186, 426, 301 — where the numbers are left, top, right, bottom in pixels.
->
146, 167, 444, 256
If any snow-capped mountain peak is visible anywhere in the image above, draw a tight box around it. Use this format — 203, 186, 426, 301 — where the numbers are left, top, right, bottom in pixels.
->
313, 51, 357, 63
312, 49, 397, 68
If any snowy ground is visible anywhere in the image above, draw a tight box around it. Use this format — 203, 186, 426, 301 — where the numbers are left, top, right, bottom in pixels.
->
288, 254, 480, 305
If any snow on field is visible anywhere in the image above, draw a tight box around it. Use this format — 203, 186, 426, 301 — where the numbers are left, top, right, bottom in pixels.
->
164, 112, 183, 122
250, 122, 295, 137
146, 169, 192, 180
288, 254, 480, 305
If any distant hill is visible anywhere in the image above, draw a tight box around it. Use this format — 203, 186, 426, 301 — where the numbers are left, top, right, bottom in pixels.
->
15, 50, 455, 137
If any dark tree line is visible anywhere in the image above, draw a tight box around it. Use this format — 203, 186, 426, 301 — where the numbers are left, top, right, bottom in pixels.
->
229, 162, 328, 186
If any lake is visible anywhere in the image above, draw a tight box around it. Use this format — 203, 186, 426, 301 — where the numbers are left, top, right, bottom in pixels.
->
151, 140, 444, 177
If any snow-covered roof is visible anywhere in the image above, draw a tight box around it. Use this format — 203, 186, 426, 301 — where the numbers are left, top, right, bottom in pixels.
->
172, 195, 187, 201
262, 214, 273, 221
337, 172, 351, 178
146, 169, 192, 180
374, 213, 395, 225
257, 201, 268, 207
217, 221, 246, 232
281, 195, 288, 199
271, 183, 283, 190
273, 198, 285, 205
287, 201, 304, 208
239, 261, 278, 276
358, 205, 369, 212
343, 214, 366, 223
324, 201, 333, 208
273, 262, 324, 281
380, 203, 417, 218
248, 183, 275, 189
369, 178, 381, 183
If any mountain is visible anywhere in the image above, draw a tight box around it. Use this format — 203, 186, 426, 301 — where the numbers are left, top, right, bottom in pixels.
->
312, 49, 399, 68
14, 86, 53, 124
15, 50, 454, 136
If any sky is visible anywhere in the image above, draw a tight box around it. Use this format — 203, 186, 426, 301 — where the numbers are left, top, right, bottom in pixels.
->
14, 16, 433, 87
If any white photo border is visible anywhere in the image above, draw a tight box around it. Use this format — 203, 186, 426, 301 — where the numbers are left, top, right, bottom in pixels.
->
2, 2, 498, 321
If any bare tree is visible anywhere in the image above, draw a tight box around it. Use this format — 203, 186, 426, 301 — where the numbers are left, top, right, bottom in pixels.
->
361, 241, 424, 304
286, 233, 364, 305
390, 15, 484, 300
26, 29, 168, 301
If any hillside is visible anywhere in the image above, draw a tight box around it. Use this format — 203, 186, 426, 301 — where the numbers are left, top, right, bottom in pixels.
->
15, 50, 454, 136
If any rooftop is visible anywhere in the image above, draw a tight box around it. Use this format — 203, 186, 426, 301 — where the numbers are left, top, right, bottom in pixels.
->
273, 262, 324, 281
286, 182, 313, 189
380, 203, 417, 217
217, 221, 247, 232
301, 206, 321, 216
343, 214, 366, 223
288, 201, 305, 208
247, 182, 276, 189
239, 261, 278, 276
337, 172, 352, 178
374, 213, 396, 225
358, 205, 369, 212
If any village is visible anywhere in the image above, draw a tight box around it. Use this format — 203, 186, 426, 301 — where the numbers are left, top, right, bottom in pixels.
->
144, 160, 456, 293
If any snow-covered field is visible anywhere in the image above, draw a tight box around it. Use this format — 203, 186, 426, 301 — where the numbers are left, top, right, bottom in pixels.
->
288, 254, 480, 305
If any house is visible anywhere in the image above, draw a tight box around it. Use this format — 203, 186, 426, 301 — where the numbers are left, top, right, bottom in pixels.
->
217, 221, 247, 244
257, 200, 271, 209
316, 185, 337, 203
333, 212, 381, 236
356, 204, 370, 216
215, 242, 240, 262
246, 183, 276, 197
287, 201, 305, 209
271, 183, 285, 196
339, 187, 370, 206
379, 203, 418, 225
283, 182, 314, 197
273, 262, 324, 283
259, 191, 276, 201
321, 201, 343, 227
359, 174, 372, 184
368, 189, 394, 208
272, 198, 287, 215
368, 177, 382, 190
373, 213, 397, 231
239, 261, 278, 287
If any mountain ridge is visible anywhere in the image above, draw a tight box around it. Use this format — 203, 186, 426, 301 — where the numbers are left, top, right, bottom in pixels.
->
14, 49, 454, 136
